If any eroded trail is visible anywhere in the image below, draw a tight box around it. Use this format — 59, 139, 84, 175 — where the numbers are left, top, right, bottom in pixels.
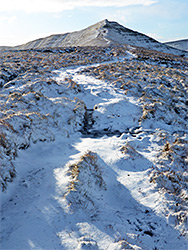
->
1, 59, 187, 250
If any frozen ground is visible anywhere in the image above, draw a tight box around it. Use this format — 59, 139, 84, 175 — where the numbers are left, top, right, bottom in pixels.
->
0, 49, 188, 250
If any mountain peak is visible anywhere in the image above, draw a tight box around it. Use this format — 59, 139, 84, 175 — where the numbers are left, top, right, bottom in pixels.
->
98, 18, 110, 25
3, 19, 187, 56
101, 18, 109, 24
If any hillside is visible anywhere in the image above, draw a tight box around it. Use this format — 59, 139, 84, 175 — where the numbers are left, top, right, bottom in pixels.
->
0, 44, 188, 250
1, 19, 187, 57
165, 39, 188, 52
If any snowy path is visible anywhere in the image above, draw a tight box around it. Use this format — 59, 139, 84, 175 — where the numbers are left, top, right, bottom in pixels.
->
1, 60, 187, 250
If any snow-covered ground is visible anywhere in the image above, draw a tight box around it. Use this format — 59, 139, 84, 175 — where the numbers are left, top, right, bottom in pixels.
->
1, 50, 188, 249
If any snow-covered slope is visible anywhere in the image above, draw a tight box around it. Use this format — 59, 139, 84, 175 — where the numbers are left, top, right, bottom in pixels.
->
0, 46, 188, 249
165, 39, 188, 52
3, 19, 187, 57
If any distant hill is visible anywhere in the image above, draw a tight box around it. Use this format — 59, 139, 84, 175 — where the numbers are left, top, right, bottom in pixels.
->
164, 39, 188, 52
0, 19, 187, 56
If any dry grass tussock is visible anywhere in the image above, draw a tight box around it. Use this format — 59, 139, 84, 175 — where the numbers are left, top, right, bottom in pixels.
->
65, 151, 106, 209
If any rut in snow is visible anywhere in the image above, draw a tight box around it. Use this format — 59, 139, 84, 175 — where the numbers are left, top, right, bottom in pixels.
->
80, 108, 123, 138
80, 108, 143, 138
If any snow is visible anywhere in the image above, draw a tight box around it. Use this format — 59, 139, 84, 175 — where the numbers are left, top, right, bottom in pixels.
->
1, 49, 188, 250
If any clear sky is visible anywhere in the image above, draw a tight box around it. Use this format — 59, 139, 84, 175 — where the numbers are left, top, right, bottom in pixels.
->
0, 0, 187, 46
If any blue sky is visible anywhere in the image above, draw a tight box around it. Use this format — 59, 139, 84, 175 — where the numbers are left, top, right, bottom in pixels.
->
0, 0, 187, 46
